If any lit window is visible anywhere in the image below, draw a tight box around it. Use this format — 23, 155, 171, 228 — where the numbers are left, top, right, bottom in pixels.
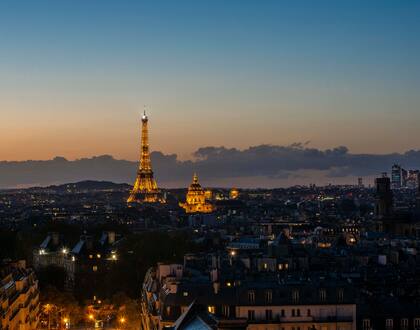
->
92, 265, 98, 272
208, 306, 215, 314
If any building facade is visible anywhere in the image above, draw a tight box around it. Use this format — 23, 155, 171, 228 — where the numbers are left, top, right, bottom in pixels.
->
0, 260, 40, 330
179, 174, 214, 213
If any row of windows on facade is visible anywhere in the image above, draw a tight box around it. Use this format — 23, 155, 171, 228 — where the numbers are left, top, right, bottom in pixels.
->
206, 306, 315, 319
246, 308, 314, 321
363, 318, 420, 329
247, 288, 343, 304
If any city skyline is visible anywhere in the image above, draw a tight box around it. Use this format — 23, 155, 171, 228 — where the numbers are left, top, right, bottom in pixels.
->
2, 2, 420, 328
1, 0, 420, 163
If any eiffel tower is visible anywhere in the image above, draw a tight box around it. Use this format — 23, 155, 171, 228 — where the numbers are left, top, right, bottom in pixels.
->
127, 110, 164, 204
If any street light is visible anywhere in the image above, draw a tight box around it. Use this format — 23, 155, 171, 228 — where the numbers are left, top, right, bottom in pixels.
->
62, 317, 70, 329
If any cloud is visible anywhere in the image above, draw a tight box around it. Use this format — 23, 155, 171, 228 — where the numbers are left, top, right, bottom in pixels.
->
1, 145, 420, 188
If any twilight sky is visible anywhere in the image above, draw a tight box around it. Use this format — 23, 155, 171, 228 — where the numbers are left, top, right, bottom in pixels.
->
1, 0, 420, 163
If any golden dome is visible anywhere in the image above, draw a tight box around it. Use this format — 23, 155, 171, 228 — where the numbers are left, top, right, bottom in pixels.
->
180, 173, 214, 213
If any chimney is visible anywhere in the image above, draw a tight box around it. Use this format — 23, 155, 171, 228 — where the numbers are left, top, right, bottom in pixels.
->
210, 268, 218, 282
107, 231, 116, 244
213, 281, 220, 294
83, 235, 93, 250
51, 232, 60, 246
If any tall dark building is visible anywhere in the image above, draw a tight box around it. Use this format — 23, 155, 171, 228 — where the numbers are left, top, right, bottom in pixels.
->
375, 173, 393, 218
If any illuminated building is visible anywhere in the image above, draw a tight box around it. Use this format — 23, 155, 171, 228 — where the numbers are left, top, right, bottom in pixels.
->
391, 164, 402, 189
0, 260, 40, 330
33, 232, 121, 300
127, 110, 164, 204
204, 189, 213, 200
406, 170, 420, 189
179, 174, 214, 213
391, 164, 408, 189
229, 187, 239, 200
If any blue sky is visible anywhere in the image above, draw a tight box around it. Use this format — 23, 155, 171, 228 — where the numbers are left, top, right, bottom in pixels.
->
1, 0, 419, 161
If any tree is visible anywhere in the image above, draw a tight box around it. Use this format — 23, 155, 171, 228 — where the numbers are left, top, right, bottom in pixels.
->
40, 286, 83, 326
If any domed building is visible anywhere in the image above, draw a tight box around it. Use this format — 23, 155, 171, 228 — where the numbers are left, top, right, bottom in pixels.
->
229, 187, 239, 200
180, 174, 214, 213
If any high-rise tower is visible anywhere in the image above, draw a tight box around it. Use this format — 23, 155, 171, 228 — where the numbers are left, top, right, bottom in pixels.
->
127, 110, 163, 204
375, 173, 393, 218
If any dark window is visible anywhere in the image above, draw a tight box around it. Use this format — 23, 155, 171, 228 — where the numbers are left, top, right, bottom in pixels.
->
292, 289, 300, 303
248, 290, 255, 304
319, 289, 327, 302
338, 288, 344, 302
265, 290, 273, 304
265, 309, 272, 320
248, 310, 255, 321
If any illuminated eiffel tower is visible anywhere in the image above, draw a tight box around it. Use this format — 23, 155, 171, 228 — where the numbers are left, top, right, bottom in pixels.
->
127, 109, 164, 204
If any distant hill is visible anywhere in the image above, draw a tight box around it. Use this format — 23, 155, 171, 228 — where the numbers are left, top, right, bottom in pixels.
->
43, 180, 131, 192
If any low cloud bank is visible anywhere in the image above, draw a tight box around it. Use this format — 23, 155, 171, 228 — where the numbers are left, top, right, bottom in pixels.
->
1, 145, 420, 188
